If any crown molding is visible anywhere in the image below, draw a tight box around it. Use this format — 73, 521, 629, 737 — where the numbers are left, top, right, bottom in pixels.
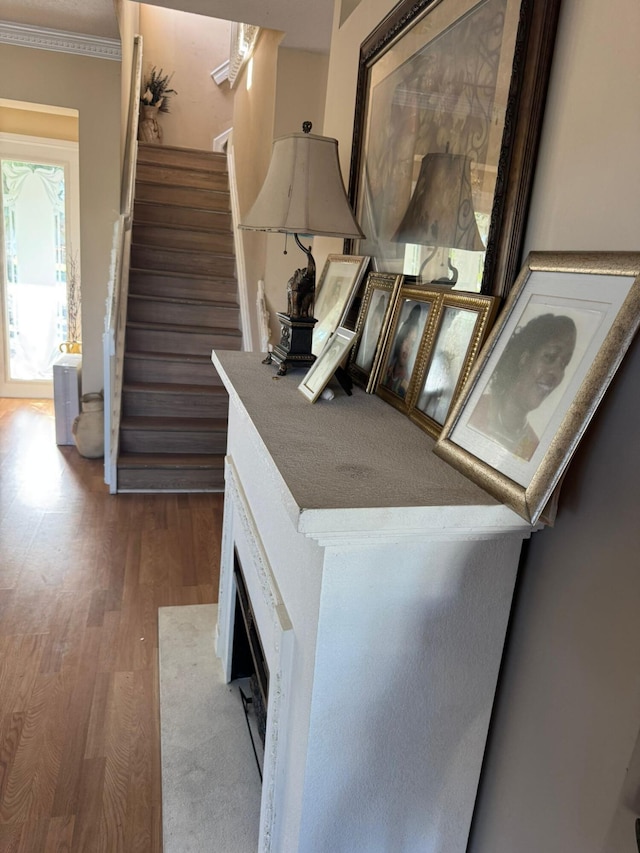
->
0, 21, 121, 61
228, 23, 259, 89
210, 60, 229, 86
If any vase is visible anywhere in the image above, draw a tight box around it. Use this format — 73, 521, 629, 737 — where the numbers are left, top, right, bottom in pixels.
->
139, 104, 162, 144
72, 392, 104, 459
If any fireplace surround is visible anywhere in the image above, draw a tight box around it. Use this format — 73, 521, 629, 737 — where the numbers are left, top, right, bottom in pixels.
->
213, 350, 533, 853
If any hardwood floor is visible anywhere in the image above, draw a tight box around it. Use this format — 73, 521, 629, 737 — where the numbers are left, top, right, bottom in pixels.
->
0, 398, 220, 852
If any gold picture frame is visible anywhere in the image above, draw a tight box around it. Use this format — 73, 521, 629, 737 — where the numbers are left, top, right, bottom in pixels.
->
408, 291, 498, 438
376, 282, 444, 412
434, 252, 640, 524
348, 272, 403, 392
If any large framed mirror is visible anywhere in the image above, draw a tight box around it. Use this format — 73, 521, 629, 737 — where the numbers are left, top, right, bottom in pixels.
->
346, 0, 562, 297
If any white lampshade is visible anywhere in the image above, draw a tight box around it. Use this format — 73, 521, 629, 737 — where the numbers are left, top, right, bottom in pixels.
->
240, 131, 364, 239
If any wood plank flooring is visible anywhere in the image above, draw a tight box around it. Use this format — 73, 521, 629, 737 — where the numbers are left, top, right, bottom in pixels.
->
0, 398, 220, 852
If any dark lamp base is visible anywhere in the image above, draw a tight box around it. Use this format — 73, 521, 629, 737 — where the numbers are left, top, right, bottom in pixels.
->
262, 312, 317, 376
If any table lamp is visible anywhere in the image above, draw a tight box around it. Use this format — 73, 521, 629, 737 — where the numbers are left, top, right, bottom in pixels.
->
240, 122, 364, 375
394, 151, 485, 286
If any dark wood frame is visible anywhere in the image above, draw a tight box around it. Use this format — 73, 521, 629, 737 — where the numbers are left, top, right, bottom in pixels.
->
345, 0, 562, 299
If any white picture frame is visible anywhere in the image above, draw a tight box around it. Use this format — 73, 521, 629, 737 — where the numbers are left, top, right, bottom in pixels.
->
299, 327, 357, 403
312, 255, 369, 356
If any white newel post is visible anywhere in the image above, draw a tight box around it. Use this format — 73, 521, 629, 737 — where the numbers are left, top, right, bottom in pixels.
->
212, 350, 533, 853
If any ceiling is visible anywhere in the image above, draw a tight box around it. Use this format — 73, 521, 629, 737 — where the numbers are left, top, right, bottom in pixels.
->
1, 0, 120, 40
0, 0, 333, 52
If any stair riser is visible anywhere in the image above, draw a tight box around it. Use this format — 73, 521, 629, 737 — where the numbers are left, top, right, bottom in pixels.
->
137, 145, 227, 173
131, 245, 235, 278
133, 201, 232, 233
136, 163, 228, 192
128, 298, 240, 330
135, 182, 230, 212
120, 430, 227, 454
122, 391, 228, 419
126, 326, 242, 356
117, 469, 225, 491
133, 224, 234, 255
124, 358, 223, 386
129, 271, 238, 304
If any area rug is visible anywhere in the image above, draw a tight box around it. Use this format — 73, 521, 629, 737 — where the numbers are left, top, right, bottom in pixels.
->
158, 604, 262, 852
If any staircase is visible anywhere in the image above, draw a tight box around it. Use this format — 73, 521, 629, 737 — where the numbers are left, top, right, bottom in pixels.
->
117, 142, 242, 492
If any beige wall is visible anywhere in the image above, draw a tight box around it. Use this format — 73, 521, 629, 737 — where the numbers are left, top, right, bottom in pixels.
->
310, 0, 391, 290
229, 29, 282, 349
0, 105, 78, 141
2, 45, 121, 394
116, 0, 141, 161
469, 0, 640, 850
138, 4, 234, 150
322, 0, 640, 850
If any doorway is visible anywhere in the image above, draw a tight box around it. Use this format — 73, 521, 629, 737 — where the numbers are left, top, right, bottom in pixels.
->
0, 123, 80, 398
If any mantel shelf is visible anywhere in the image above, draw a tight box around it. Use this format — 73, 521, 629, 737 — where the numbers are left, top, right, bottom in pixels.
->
212, 349, 530, 541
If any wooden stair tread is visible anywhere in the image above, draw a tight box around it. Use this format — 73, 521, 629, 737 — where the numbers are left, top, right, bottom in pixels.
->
139, 142, 226, 156
126, 319, 242, 336
137, 143, 227, 167
128, 293, 238, 309
125, 350, 215, 363
129, 266, 236, 284
120, 416, 227, 431
131, 241, 234, 258
123, 381, 226, 394
134, 183, 231, 212
133, 220, 231, 236
118, 453, 224, 469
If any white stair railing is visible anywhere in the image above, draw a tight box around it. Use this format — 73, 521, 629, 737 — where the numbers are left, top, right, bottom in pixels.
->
103, 34, 142, 491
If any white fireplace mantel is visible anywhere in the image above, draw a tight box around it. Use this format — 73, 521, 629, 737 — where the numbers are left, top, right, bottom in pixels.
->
212, 350, 533, 853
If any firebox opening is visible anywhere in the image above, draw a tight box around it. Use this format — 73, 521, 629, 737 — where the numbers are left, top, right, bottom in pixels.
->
231, 549, 269, 777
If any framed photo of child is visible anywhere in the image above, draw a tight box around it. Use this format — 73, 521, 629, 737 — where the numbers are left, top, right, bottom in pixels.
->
434, 252, 640, 524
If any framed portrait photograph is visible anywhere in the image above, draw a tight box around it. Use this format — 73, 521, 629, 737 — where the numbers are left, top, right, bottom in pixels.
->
434, 252, 640, 524
408, 292, 498, 437
376, 284, 443, 411
346, 0, 561, 297
299, 327, 357, 403
348, 272, 403, 392
312, 255, 369, 357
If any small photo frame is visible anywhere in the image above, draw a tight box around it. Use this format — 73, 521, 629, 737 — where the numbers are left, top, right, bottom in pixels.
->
299, 327, 357, 403
434, 252, 640, 524
312, 255, 369, 357
348, 272, 403, 392
408, 292, 498, 437
376, 284, 443, 411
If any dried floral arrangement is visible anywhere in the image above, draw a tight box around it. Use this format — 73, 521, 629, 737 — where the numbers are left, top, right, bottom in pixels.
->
66, 249, 81, 345
140, 66, 177, 113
